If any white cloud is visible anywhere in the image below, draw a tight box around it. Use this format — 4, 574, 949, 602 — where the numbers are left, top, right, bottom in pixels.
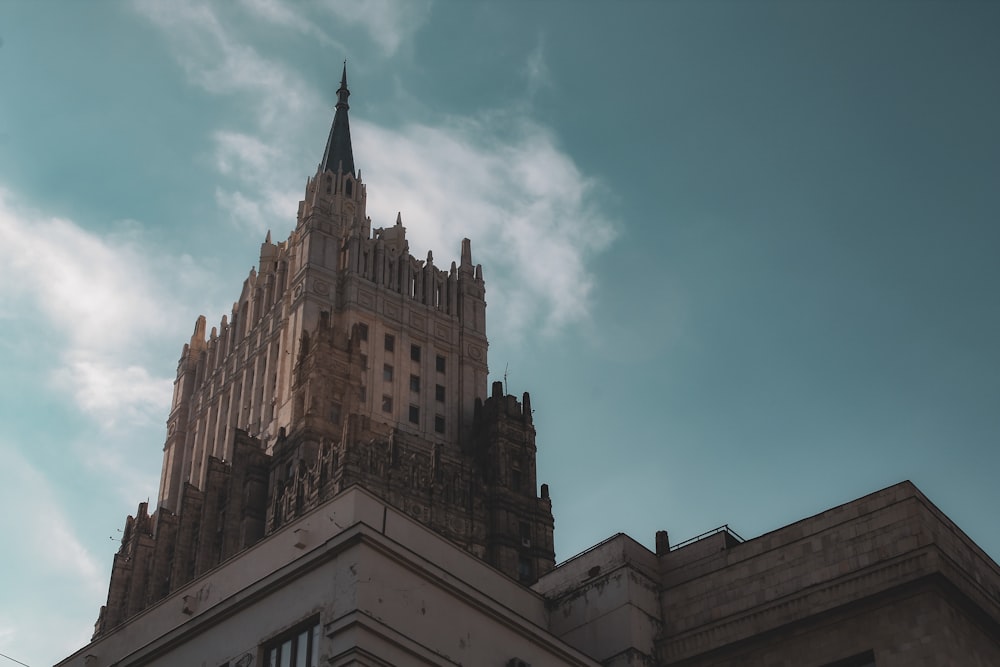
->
0, 190, 187, 428
524, 33, 550, 99
133, 0, 311, 127
0, 444, 108, 666
136, 0, 616, 337
357, 116, 618, 338
319, 0, 431, 56
212, 131, 302, 234
238, 0, 337, 44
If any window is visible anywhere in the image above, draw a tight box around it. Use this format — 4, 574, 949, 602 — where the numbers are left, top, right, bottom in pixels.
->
359, 385, 366, 402
384, 334, 395, 352
518, 556, 533, 583
410, 374, 421, 392
821, 652, 876, 667
410, 344, 421, 362
382, 395, 393, 413
435, 384, 446, 402
360, 354, 367, 370
434, 414, 446, 433
357, 322, 368, 341
263, 617, 320, 667
409, 405, 420, 424
330, 402, 342, 424
436, 355, 446, 373
383, 364, 393, 382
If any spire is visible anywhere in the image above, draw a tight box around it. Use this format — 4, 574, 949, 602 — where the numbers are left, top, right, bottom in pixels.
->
320, 62, 356, 176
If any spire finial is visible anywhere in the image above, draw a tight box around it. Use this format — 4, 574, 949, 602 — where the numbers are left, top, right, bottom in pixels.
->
321, 61, 356, 176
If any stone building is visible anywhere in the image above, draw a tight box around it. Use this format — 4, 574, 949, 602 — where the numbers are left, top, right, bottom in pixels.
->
59, 68, 1000, 666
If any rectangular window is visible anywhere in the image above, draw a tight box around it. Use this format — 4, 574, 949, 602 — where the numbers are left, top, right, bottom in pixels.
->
436, 355, 446, 373
330, 402, 342, 424
821, 652, 876, 667
410, 374, 421, 392
263, 617, 320, 667
411, 344, 421, 361
360, 354, 368, 370
383, 364, 393, 382
359, 385, 366, 402
384, 333, 395, 352
382, 395, 393, 413
409, 404, 420, 424
357, 322, 368, 341
518, 556, 533, 583
435, 384, 446, 402
434, 414, 446, 433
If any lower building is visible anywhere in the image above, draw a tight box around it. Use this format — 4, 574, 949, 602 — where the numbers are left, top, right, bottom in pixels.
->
58, 480, 1000, 666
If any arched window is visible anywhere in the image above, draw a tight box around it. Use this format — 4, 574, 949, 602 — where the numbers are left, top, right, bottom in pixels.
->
345, 178, 353, 197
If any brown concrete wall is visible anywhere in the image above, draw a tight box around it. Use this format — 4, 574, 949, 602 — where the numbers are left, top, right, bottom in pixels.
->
663, 583, 1000, 667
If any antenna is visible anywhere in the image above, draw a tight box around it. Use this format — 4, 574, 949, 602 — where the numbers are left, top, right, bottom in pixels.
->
504, 363, 509, 395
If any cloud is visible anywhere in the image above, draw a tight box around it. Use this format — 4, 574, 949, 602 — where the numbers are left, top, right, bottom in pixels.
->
212, 131, 302, 234
524, 33, 550, 99
0, 443, 108, 666
133, 0, 311, 127
319, 0, 431, 56
0, 190, 187, 428
357, 116, 618, 338
135, 0, 616, 337
237, 0, 336, 44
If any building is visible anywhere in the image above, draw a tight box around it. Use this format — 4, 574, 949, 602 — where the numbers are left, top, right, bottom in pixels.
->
58, 68, 1000, 667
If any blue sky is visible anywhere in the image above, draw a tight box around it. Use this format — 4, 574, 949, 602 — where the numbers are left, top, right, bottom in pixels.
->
1, 1, 998, 664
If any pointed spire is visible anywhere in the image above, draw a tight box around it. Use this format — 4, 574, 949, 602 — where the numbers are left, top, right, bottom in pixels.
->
320, 61, 356, 176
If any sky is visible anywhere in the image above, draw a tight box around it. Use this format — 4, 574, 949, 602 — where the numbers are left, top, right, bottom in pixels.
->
1, 1, 998, 664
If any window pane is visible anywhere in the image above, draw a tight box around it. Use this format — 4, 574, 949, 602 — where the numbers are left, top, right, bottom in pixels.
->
383, 364, 393, 381
382, 395, 393, 413
411, 344, 421, 361
436, 355, 446, 372
296, 631, 308, 667
280, 639, 292, 667
409, 405, 420, 424
385, 334, 395, 352
435, 384, 445, 402
311, 625, 319, 667
410, 374, 420, 392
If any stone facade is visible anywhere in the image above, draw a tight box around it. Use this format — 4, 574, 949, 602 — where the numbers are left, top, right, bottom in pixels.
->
535, 481, 1000, 666
95, 67, 554, 637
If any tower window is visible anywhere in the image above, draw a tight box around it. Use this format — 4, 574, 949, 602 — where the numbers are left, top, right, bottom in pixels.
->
410, 374, 421, 392
345, 178, 353, 196
383, 364, 393, 382
385, 334, 395, 352
411, 344, 421, 362
434, 414, 446, 433
409, 405, 420, 424
435, 384, 446, 402
518, 556, 533, 583
436, 355, 446, 373
382, 395, 393, 413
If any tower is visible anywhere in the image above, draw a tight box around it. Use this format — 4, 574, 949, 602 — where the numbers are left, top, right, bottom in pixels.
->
96, 66, 555, 636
